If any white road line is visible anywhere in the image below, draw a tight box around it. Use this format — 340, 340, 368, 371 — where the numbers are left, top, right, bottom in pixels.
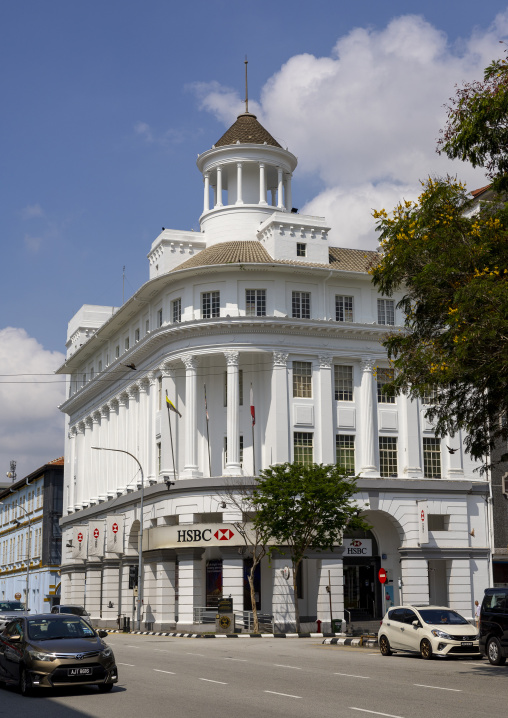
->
154, 649, 171, 653
154, 669, 176, 675
126, 645, 139, 648
199, 678, 228, 685
413, 684, 462, 692
187, 652, 205, 657
265, 690, 301, 699
224, 658, 248, 661
334, 673, 370, 679
274, 664, 302, 669
349, 709, 405, 718
117, 662, 135, 667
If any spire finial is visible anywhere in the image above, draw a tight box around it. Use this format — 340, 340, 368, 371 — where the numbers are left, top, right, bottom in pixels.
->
244, 55, 249, 114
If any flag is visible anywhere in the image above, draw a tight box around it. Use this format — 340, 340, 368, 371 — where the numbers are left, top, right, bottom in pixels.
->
204, 383, 209, 421
250, 384, 255, 426
166, 393, 182, 418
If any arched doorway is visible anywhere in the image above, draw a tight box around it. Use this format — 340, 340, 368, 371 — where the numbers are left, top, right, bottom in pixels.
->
343, 529, 380, 620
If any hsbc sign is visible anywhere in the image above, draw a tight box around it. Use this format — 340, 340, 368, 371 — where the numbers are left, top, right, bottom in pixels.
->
343, 538, 373, 556
143, 523, 254, 551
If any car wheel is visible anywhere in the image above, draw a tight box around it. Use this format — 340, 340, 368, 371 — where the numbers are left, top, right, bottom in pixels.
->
379, 635, 392, 656
98, 682, 114, 692
420, 638, 433, 660
20, 668, 33, 697
487, 638, 507, 666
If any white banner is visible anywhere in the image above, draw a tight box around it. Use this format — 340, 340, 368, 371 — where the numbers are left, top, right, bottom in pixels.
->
88, 520, 105, 557
342, 538, 373, 557
71, 525, 88, 559
106, 515, 125, 553
143, 523, 255, 551
417, 500, 429, 545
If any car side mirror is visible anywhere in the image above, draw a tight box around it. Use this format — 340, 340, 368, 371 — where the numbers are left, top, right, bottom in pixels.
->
9, 634, 21, 642
98, 630, 108, 638
412, 620, 420, 628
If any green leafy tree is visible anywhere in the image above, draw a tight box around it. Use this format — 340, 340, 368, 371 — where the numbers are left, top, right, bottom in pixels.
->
438, 51, 508, 192
252, 462, 369, 632
370, 176, 508, 468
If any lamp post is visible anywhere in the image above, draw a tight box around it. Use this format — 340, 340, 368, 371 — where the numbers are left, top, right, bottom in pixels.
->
2, 502, 32, 614
91, 447, 145, 631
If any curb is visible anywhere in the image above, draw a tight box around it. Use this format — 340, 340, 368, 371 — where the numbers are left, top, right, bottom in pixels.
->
322, 636, 379, 648
105, 629, 346, 639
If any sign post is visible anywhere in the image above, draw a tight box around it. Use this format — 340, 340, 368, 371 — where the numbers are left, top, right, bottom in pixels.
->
216, 596, 235, 635
378, 568, 387, 618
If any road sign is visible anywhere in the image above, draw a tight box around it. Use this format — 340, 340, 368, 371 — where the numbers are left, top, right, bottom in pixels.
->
378, 568, 387, 584
15, 592, 21, 600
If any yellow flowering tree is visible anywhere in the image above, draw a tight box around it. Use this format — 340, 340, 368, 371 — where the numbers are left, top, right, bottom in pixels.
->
370, 176, 508, 470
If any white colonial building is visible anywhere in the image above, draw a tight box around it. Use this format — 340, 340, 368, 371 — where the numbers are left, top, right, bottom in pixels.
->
57, 110, 491, 632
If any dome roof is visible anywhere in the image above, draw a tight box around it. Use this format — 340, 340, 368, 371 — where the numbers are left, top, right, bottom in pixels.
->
215, 113, 282, 148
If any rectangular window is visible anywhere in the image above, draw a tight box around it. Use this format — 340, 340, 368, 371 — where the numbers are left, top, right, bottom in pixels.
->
377, 298, 395, 325
423, 437, 442, 478
172, 298, 182, 323
428, 514, 449, 531
296, 243, 306, 257
135, 328, 140, 342
98, 360, 102, 372
294, 432, 313, 465
145, 319, 150, 334
379, 437, 398, 477
115, 345, 120, 359
157, 308, 163, 328
334, 365, 353, 401
292, 291, 310, 319
377, 368, 395, 404
293, 361, 312, 398
82, 373, 86, 386
90, 368, 94, 380
124, 337, 129, 351
156, 442, 162, 474
422, 385, 438, 405
336, 435, 355, 474
245, 289, 266, 317
224, 436, 244, 466
202, 291, 220, 318
223, 370, 243, 406
335, 295, 354, 322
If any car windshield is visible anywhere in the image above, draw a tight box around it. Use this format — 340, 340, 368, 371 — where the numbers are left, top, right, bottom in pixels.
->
27, 617, 97, 641
418, 609, 468, 625
0, 601, 25, 612
59, 606, 86, 616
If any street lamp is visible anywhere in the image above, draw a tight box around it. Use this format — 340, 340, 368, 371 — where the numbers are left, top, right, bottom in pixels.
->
91, 447, 145, 631
1, 501, 31, 614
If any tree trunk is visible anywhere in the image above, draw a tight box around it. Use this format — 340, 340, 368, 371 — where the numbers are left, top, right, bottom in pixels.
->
248, 566, 259, 633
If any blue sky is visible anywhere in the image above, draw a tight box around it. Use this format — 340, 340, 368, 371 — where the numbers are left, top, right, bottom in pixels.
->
1, 0, 507, 479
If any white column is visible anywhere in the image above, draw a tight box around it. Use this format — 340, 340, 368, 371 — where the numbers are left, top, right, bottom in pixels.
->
182, 355, 200, 477
117, 393, 128, 493
359, 358, 378, 477
236, 162, 243, 205
85, 564, 102, 619
156, 554, 176, 629
147, 373, 157, 482
71, 569, 86, 607
176, 548, 204, 629
318, 355, 335, 464
259, 163, 267, 205
68, 427, 77, 512
161, 363, 178, 481
285, 172, 292, 212
222, 550, 244, 613
90, 411, 101, 503
400, 558, 429, 606
267, 352, 289, 465
83, 417, 93, 507
143, 562, 157, 628
99, 406, 110, 500
137, 379, 149, 483
277, 167, 284, 209
216, 166, 223, 207
271, 557, 296, 633
128, 385, 141, 488
108, 399, 119, 497
316, 558, 344, 631
400, 394, 422, 478
224, 350, 242, 476
446, 559, 472, 614
75, 422, 86, 509
203, 172, 210, 212
212, 184, 217, 207
101, 562, 120, 627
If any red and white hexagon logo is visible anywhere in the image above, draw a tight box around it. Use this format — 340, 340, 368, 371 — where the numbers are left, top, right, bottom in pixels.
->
214, 528, 234, 541
93, 528, 100, 539
112, 522, 119, 534
77, 532, 83, 543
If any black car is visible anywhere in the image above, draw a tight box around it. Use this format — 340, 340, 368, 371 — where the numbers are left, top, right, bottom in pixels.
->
479, 587, 508, 665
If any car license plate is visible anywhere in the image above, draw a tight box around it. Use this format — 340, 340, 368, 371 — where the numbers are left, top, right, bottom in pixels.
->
461, 641, 473, 646
68, 667, 92, 676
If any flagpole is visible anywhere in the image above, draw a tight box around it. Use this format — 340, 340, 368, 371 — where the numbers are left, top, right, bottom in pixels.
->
250, 383, 256, 476
165, 391, 177, 483
204, 383, 212, 476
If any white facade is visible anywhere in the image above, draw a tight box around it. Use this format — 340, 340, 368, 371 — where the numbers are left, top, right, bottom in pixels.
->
57, 112, 491, 631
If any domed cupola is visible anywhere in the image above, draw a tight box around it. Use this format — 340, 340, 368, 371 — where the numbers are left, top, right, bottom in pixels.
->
196, 87, 298, 245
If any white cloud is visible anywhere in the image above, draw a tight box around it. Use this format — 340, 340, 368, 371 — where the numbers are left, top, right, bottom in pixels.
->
21, 203, 45, 219
134, 121, 189, 148
0, 328, 65, 481
192, 12, 508, 247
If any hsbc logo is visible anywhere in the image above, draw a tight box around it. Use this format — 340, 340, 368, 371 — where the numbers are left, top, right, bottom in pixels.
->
214, 529, 234, 541
176, 526, 236, 544
351, 539, 363, 547
93, 528, 100, 539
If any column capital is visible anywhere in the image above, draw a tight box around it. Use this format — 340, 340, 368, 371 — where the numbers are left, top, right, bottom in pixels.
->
319, 354, 333, 369
100, 404, 110, 418
224, 350, 239, 367
92, 411, 101, 424
181, 354, 199, 371
108, 397, 119, 412
127, 384, 139, 399
85, 416, 93, 430
273, 351, 289, 367
138, 376, 150, 393
118, 392, 129, 407
70, 425, 78, 437
360, 357, 376, 373
161, 361, 177, 378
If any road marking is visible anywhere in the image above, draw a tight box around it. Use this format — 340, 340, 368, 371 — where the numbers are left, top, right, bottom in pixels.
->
187, 652, 205, 657
154, 649, 171, 653
126, 645, 139, 648
154, 669, 176, 675
274, 664, 302, 669
334, 673, 370, 679
224, 657, 248, 661
117, 662, 135, 667
265, 691, 301, 699
349, 709, 405, 718
199, 678, 228, 685
413, 684, 462, 692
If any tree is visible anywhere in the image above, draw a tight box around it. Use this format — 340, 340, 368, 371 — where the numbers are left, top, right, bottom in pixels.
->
252, 462, 369, 633
438, 51, 508, 192
370, 176, 508, 468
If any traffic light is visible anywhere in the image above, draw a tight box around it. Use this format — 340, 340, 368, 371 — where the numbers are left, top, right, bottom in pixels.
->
129, 565, 138, 589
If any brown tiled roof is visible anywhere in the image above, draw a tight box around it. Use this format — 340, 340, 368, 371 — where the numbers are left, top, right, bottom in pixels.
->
48, 457, 64, 465
215, 113, 282, 148
471, 184, 492, 197
174, 241, 379, 273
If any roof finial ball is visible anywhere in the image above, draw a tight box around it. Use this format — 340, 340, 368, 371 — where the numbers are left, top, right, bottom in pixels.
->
244, 55, 249, 115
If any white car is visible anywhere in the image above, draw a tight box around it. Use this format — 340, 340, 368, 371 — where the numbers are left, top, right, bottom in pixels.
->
378, 605, 480, 659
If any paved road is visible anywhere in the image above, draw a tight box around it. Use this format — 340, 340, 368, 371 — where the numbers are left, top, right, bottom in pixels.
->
2, 634, 507, 718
